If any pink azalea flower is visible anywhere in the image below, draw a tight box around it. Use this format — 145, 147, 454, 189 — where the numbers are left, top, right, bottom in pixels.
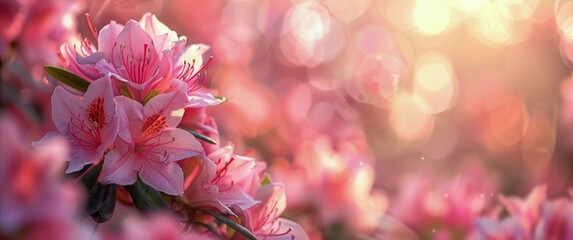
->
60, 12, 219, 106
233, 183, 309, 240
207, 142, 262, 210
181, 143, 262, 215
389, 164, 496, 238
498, 185, 547, 233
181, 155, 233, 214
98, 90, 204, 195
51, 77, 118, 173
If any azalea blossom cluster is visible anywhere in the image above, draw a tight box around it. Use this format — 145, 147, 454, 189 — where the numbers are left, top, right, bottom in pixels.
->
3, 0, 573, 239
35, 13, 307, 239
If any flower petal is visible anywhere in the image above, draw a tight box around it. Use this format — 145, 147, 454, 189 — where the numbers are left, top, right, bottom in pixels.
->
97, 21, 124, 60
82, 77, 118, 145
138, 13, 179, 51
98, 145, 139, 186
186, 91, 225, 108
218, 187, 258, 210
155, 128, 205, 161
139, 161, 184, 195
143, 90, 187, 128
51, 86, 81, 134
114, 96, 144, 142
260, 218, 309, 240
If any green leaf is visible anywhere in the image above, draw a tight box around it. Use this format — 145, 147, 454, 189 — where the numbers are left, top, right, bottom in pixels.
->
197, 208, 257, 240
187, 221, 223, 238
178, 127, 217, 145
124, 176, 169, 213
215, 95, 227, 102
44, 66, 90, 93
87, 184, 117, 223
120, 83, 132, 98
260, 173, 272, 186
80, 163, 103, 191
75, 164, 116, 223
143, 90, 159, 105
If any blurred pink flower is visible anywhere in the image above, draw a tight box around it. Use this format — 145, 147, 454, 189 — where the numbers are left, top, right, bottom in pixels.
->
476, 217, 529, 240
117, 213, 217, 240
498, 185, 547, 233
0, 113, 91, 239
476, 185, 573, 240
98, 90, 204, 195
0, 0, 83, 77
533, 198, 573, 240
389, 164, 497, 239
273, 134, 387, 234
88, 0, 165, 25
51, 77, 118, 173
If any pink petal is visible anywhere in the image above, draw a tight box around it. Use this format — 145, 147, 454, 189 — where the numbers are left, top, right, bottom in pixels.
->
252, 183, 287, 228
98, 144, 138, 186
175, 44, 210, 74
32, 131, 69, 161
186, 91, 225, 108
183, 157, 234, 215
218, 187, 258, 210
138, 13, 180, 50
51, 86, 81, 134
154, 128, 204, 161
67, 148, 102, 173
76, 51, 105, 66
114, 97, 132, 143
259, 218, 309, 240
113, 20, 154, 65
139, 161, 184, 195
143, 90, 187, 128
82, 77, 118, 144
114, 96, 144, 142
97, 21, 124, 60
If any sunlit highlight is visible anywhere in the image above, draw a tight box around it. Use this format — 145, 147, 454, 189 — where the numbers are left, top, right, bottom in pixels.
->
414, 52, 456, 114
470, 3, 514, 45
390, 94, 434, 140
280, 2, 331, 66
326, 0, 370, 23
496, 0, 539, 21
447, 0, 487, 14
556, 0, 573, 42
412, 0, 452, 35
